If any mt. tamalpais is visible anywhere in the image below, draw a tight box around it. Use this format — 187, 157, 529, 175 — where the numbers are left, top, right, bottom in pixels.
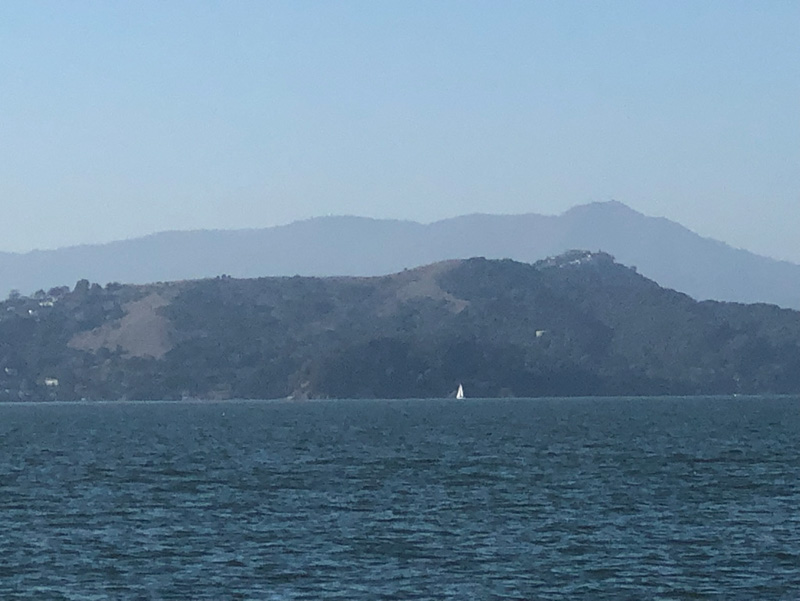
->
3, 251, 800, 401
4, 201, 800, 310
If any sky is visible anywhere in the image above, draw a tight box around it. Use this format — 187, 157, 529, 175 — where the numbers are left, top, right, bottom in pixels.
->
1, 1, 798, 261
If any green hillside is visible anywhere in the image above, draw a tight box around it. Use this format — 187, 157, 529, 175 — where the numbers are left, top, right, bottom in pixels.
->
3, 251, 800, 401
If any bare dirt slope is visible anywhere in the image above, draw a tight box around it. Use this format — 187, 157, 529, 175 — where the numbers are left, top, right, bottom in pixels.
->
69, 291, 175, 358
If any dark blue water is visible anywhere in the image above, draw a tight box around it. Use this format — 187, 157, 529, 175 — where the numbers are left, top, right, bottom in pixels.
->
1, 396, 799, 600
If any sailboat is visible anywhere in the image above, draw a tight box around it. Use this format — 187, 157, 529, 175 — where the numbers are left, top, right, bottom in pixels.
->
455, 383, 465, 399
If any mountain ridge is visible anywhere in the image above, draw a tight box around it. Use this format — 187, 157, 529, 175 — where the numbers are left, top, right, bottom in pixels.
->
3, 201, 800, 309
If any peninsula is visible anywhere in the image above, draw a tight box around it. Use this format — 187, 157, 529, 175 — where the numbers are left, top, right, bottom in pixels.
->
3, 251, 799, 401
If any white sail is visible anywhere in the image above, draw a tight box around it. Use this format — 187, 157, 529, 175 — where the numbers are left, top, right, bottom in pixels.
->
455, 384, 465, 399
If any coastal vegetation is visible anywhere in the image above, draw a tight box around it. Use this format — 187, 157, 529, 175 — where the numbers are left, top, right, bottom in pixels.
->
3, 251, 800, 401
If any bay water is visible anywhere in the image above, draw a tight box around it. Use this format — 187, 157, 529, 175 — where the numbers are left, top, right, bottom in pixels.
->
1, 396, 799, 600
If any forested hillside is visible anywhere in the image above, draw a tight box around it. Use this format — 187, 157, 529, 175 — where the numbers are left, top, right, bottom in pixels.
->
2, 251, 800, 401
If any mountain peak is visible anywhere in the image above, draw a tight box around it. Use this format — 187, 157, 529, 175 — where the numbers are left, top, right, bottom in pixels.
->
2, 202, 799, 309
562, 200, 643, 218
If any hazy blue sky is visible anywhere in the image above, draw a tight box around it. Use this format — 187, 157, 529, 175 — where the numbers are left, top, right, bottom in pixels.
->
2, 1, 798, 260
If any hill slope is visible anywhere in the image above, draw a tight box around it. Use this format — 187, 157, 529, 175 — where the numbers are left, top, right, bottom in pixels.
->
3, 252, 800, 401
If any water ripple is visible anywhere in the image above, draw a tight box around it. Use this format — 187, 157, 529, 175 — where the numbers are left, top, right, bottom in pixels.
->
0, 397, 798, 599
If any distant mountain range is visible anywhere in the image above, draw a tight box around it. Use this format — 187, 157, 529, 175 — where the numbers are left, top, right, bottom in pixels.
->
4, 200, 800, 309
4, 252, 800, 401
